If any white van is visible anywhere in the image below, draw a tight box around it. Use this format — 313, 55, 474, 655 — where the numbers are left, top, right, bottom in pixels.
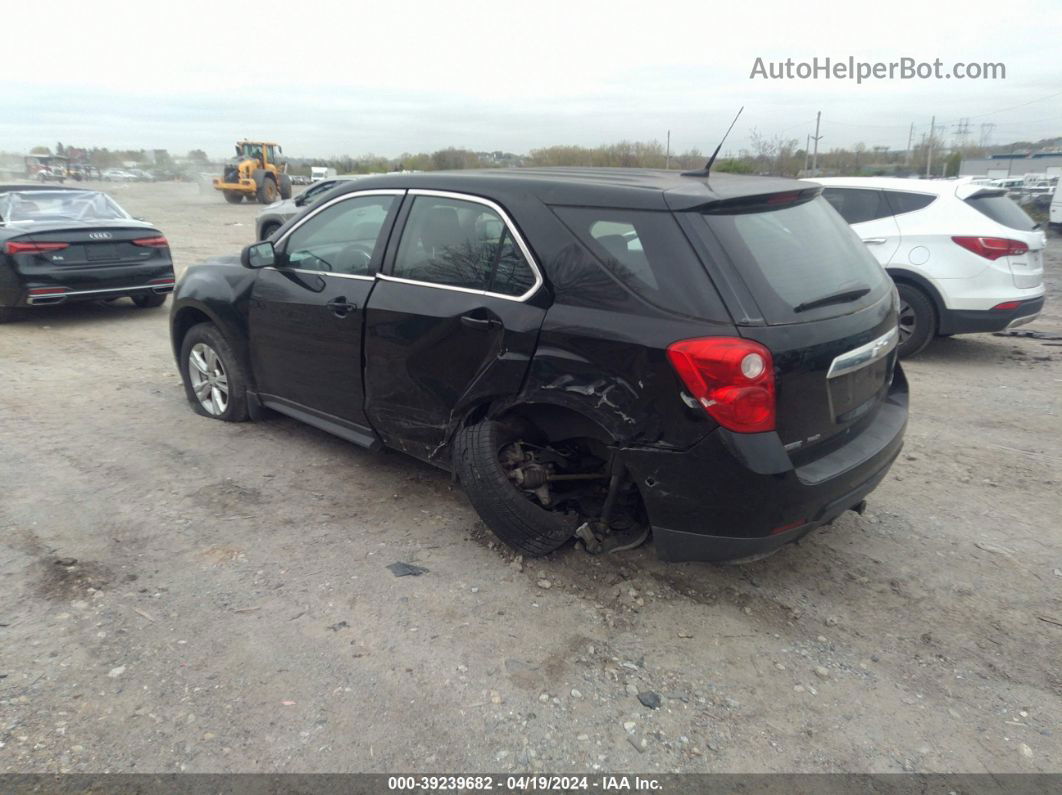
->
1051, 179, 1062, 229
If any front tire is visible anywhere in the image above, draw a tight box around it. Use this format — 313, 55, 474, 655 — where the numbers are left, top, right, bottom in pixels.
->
259, 222, 281, 241
279, 174, 292, 200
178, 323, 249, 422
896, 283, 936, 358
455, 418, 578, 557
223, 191, 244, 204
256, 178, 278, 204
132, 293, 167, 309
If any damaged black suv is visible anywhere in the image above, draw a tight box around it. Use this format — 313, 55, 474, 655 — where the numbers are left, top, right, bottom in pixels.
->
170, 168, 907, 562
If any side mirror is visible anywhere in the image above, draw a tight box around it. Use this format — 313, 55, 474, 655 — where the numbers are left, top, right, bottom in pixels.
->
242, 241, 276, 269
294, 193, 307, 207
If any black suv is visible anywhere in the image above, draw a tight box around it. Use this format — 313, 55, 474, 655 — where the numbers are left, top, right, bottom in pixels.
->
170, 169, 907, 562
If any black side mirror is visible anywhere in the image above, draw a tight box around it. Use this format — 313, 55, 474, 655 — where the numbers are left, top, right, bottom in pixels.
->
242, 241, 276, 269
294, 193, 307, 207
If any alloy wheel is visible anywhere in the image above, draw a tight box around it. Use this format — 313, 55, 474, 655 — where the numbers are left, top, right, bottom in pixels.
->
188, 343, 229, 416
898, 299, 916, 344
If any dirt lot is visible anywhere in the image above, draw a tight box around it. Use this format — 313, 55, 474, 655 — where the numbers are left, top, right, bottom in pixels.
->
1, 180, 1060, 774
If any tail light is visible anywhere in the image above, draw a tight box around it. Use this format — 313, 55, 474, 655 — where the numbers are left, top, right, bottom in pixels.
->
666, 337, 775, 433
132, 236, 168, 248
991, 300, 1022, 311
28, 287, 68, 296
952, 236, 1028, 260
5, 241, 69, 255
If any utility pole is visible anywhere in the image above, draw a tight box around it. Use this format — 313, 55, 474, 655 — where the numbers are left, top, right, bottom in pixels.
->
905, 123, 914, 165
665, 130, 671, 170
810, 111, 822, 175
804, 134, 811, 173
925, 115, 935, 178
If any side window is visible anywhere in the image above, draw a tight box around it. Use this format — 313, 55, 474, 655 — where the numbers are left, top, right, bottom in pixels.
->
821, 188, 892, 224
282, 195, 395, 275
393, 196, 536, 296
883, 191, 935, 216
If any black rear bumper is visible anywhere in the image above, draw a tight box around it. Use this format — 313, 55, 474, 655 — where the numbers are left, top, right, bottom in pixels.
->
938, 296, 1044, 335
2, 263, 174, 308
621, 366, 908, 562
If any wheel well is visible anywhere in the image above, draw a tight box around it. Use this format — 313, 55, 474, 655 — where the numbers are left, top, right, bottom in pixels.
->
888, 270, 942, 331
494, 403, 616, 446
172, 307, 212, 354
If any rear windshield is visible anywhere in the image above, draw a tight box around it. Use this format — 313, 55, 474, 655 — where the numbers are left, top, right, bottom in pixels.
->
0, 191, 130, 225
965, 192, 1037, 231
692, 195, 890, 325
553, 206, 725, 319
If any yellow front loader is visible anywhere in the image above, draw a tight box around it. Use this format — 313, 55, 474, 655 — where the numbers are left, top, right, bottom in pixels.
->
213, 141, 292, 204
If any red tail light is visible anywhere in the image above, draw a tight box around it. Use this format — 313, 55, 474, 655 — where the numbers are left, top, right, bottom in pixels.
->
5, 241, 69, 255
991, 301, 1021, 311
149, 277, 175, 285
952, 236, 1028, 260
132, 236, 168, 248
666, 337, 775, 433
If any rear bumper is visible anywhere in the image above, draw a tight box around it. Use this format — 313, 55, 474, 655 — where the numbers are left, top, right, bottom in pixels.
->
938, 296, 1044, 335
3, 263, 175, 308
621, 366, 908, 562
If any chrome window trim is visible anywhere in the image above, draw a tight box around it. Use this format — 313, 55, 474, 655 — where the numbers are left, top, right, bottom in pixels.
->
262, 267, 374, 282
383, 189, 544, 303
272, 189, 406, 279
827, 326, 899, 379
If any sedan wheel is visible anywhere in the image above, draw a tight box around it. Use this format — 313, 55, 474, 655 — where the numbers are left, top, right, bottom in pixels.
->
188, 343, 229, 416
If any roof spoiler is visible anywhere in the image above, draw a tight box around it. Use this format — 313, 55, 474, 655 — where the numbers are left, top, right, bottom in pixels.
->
697, 186, 822, 214
955, 183, 1006, 201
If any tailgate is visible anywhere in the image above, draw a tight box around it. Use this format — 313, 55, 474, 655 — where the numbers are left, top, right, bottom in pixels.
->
739, 296, 899, 451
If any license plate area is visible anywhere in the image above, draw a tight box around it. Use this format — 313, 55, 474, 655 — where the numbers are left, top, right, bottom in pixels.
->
826, 327, 898, 423
86, 244, 117, 261
828, 354, 891, 422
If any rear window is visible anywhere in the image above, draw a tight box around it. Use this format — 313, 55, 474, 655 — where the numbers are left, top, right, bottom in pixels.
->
965, 192, 1037, 231
553, 207, 723, 318
883, 190, 935, 215
693, 196, 890, 325
821, 188, 892, 224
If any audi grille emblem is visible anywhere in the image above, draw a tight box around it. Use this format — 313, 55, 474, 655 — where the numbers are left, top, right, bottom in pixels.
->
88, 232, 112, 240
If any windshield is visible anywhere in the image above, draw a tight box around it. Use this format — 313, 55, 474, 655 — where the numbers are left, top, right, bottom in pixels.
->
0, 191, 132, 225
693, 195, 890, 324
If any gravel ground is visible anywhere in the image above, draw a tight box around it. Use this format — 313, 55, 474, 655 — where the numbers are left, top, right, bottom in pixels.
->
1, 181, 1060, 774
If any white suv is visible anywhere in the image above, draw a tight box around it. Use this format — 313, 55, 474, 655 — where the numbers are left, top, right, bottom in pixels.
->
815, 177, 1046, 357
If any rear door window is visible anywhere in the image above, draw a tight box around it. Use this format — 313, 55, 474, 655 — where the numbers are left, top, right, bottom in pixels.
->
553, 207, 724, 318
392, 195, 538, 297
821, 188, 892, 224
965, 192, 1038, 231
692, 196, 890, 325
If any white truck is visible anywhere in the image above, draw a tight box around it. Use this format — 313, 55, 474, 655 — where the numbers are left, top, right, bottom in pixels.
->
1051, 179, 1062, 230
310, 166, 337, 183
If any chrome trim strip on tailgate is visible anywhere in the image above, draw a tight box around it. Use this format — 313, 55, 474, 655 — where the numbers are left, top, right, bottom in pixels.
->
827, 326, 899, 379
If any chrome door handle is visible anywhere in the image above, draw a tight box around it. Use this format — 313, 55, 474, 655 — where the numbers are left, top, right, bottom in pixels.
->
862, 237, 888, 245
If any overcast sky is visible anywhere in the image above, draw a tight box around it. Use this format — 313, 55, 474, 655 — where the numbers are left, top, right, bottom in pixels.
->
4, 0, 1061, 160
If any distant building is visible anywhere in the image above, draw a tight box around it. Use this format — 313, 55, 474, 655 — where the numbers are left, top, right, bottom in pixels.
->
959, 152, 1062, 178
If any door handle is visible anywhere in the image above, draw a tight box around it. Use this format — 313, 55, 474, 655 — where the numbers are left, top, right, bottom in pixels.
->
862, 237, 888, 245
460, 314, 502, 330
326, 297, 357, 317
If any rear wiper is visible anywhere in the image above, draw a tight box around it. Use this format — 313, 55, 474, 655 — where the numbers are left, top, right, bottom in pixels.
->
793, 286, 871, 313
